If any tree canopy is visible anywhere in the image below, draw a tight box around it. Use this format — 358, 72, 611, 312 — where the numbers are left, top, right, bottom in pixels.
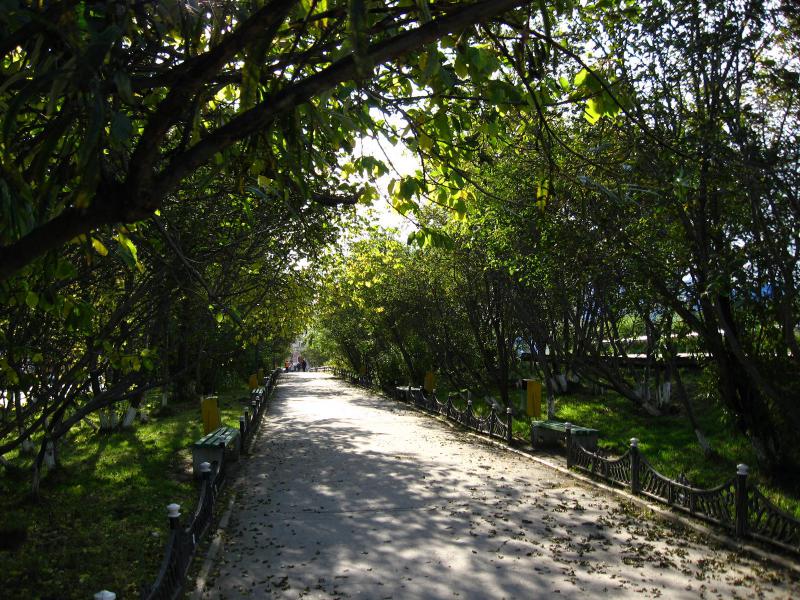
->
0, 0, 535, 280
1, 0, 550, 491
310, 0, 800, 477
2, 0, 800, 486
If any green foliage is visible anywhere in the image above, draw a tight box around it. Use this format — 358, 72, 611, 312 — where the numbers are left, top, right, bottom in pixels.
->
316, 0, 800, 477
0, 384, 249, 600
0, 165, 352, 488
0, 0, 542, 279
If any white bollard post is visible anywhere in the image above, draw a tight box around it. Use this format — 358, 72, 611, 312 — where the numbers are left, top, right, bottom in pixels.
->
167, 503, 181, 529
94, 591, 116, 600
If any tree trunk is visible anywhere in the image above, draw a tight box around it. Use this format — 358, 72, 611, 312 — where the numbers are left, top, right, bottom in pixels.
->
672, 361, 713, 456
121, 392, 144, 429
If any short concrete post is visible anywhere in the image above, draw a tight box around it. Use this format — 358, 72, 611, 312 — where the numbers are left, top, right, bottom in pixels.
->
239, 415, 247, 443
565, 423, 573, 468
506, 407, 513, 445
467, 399, 473, 427
167, 503, 181, 530
244, 408, 250, 430
200, 461, 212, 483
251, 399, 258, 418
630, 438, 640, 494
94, 591, 116, 600
735, 464, 749, 538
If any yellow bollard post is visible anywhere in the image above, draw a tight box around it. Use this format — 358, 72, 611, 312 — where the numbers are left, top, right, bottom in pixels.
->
424, 371, 436, 393
524, 380, 542, 419
201, 396, 221, 434
248, 373, 258, 390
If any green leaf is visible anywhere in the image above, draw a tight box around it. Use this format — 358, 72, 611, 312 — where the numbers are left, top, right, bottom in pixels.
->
0, 357, 19, 385
116, 233, 144, 272
421, 48, 440, 80
398, 177, 419, 200
55, 260, 77, 280
454, 55, 469, 79
25, 290, 39, 308
453, 198, 467, 220
418, 132, 434, 151
91, 237, 109, 256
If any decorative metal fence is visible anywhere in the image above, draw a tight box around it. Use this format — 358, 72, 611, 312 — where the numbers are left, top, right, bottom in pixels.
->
137, 369, 281, 600
330, 370, 516, 444
140, 461, 224, 600
329, 368, 800, 558
565, 428, 800, 555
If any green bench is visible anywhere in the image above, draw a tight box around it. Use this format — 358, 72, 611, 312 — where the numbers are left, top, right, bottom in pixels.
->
191, 426, 240, 477
531, 420, 599, 451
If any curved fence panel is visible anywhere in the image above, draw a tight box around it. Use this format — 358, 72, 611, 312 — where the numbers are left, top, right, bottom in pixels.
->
142, 467, 222, 600
747, 487, 800, 553
141, 371, 279, 600
331, 369, 800, 558
639, 459, 737, 526
571, 443, 632, 488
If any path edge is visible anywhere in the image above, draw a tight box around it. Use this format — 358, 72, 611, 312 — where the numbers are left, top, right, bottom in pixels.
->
189, 391, 275, 598
361, 380, 800, 577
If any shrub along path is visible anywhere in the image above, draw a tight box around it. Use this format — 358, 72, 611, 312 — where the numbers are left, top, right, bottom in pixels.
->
196, 372, 798, 599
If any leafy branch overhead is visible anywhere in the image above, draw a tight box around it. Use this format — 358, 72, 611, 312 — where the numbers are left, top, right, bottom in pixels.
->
0, 0, 535, 280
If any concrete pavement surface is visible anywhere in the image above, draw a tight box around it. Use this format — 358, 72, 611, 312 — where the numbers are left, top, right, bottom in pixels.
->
196, 372, 799, 599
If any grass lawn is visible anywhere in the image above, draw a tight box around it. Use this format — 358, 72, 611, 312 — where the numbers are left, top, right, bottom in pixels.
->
0, 383, 251, 600
550, 391, 800, 518
427, 382, 800, 519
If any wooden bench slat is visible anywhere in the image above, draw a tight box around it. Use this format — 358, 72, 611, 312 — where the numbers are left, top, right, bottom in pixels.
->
195, 425, 239, 447
191, 426, 241, 477
531, 420, 600, 451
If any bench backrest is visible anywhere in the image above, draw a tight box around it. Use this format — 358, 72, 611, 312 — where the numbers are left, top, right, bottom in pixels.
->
196, 426, 238, 447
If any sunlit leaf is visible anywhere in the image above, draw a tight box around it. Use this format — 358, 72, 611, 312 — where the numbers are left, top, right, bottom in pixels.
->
91, 238, 109, 256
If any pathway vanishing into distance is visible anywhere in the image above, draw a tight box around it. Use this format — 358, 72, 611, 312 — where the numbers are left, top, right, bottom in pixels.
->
197, 372, 799, 599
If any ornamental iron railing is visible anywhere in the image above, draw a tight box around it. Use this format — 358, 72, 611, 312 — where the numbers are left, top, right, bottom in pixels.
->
139, 369, 280, 600
329, 369, 517, 445
565, 427, 800, 555
328, 368, 800, 558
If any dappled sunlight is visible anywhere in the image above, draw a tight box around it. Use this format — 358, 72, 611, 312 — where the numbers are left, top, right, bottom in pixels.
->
201, 373, 799, 599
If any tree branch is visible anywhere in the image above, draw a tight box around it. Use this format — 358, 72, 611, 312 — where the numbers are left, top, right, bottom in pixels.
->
0, 0, 526, 281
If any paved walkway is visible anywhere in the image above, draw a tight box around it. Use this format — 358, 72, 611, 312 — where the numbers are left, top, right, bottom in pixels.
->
197, 372, 799, 599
